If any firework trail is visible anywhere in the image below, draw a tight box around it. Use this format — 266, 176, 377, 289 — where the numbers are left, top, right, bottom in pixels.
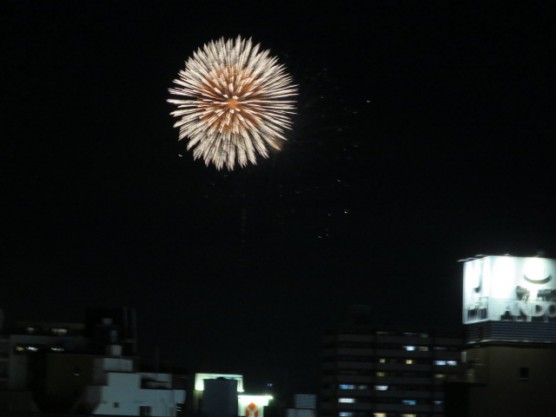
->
168, 36, 298, 170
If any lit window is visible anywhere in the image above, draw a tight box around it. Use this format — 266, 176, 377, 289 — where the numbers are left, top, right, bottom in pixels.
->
339, 384, 355, 390
434, 360, 446, 366
338, 398, 355, 403
26, 327, 35, 334
404, 345, 415, 351
376, 372, 386, 377
51, 328, 68, 336
379, 358, 386, 364
26, 346, 38, 352
374, 385, 388, 391
402, 399, 416, 406
373, 414, 386, 417
447, 360, 457, 366
339, 413, 353, 417
418, 346, 429, 351
50, 346, 64, 352
405, 359, 413, 365
434, 400, 443, 405
434, 373, 445, 379
402, 414, 417, 417
357, 385, 368, 390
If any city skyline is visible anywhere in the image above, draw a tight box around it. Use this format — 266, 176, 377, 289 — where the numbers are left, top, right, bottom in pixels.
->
2, 0, 554, 394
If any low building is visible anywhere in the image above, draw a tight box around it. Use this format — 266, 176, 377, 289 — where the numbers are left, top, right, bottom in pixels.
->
191, 373, 272, 417
0, 319, 89, 412
286, 394, 317, 417
74, 352, 185, 416
0, 307, 171, 415
0, 320, 88, 391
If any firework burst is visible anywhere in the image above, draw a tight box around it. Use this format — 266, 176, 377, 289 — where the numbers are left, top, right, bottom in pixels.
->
168, 36, 298, 170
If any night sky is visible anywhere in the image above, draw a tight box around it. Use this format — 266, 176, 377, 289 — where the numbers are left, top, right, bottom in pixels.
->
2, 1, 554, 395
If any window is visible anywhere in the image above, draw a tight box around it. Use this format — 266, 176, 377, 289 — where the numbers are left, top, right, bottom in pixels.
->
405, 359, 413, 365
113, 402, 119, 408
339, 384, 355, 390
434, 360, 446, 366
374, 385, 388, 391
402, 399, 416, 406
447, 360, 457, 366
376, 372, 386, 377
13, 345, 37, 353
402, 414, 417, 417
338, 398, 355, 403
140, 406, 152, 416
404, 345, 415, 351
373, 414, 386, 417
339, 412, 354, 417
519, 367, 529, 380
379, 358, 386, 364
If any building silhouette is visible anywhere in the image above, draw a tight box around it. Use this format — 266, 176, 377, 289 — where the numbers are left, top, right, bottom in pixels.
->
0, 307, 185, 416
320, 307, 462, 417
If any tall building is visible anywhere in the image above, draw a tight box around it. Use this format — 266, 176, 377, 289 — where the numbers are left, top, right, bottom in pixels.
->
449, 255, 556, 417
320, 324, 462, 417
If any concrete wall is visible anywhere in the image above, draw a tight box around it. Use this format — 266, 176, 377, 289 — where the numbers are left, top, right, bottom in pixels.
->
465, 345, 556, 417
81, 372, 185, 417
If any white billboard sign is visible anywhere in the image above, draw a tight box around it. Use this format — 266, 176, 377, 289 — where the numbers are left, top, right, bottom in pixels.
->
194, 373, 244, 392
463, 256, 556, 324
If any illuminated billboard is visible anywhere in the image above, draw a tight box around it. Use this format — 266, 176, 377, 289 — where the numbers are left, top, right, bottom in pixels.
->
463, 256, 556, 324
238, 395, 273, 417
194, 373, 244, 392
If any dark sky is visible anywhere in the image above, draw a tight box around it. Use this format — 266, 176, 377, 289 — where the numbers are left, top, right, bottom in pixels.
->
1, 0, 554, 395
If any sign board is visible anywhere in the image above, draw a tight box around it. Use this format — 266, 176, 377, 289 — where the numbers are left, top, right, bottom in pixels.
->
194, 373, 244, 392
463, 256, 556, 324
238, 395, 273, 417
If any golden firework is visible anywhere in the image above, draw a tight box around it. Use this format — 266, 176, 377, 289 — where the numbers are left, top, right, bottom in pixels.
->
168, 36, 298, 170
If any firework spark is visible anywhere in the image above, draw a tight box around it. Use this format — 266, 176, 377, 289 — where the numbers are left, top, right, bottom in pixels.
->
168, 36, 298, 170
